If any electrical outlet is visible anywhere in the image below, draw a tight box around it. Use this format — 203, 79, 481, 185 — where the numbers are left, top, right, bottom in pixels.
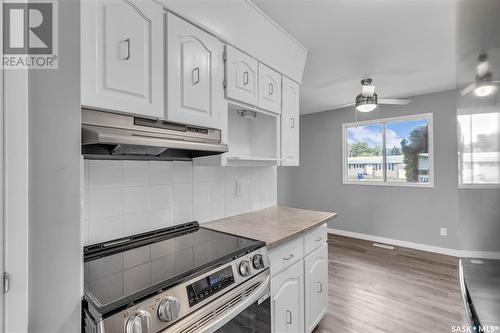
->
236, 179, 244, 197
440, 227, 447, 237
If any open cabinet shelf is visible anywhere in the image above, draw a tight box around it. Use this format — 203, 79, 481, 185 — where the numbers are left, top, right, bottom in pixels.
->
225, 103, 279, 166
193, 102, 280, 166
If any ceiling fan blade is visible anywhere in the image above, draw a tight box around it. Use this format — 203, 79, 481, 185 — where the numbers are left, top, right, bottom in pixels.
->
331, 102, 355, 110
361, 85, 375, 97
460, 83, 476, 96
378, 98, 411, 105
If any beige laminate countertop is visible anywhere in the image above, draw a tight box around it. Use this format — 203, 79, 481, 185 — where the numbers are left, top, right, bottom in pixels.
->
202, 206, 337, 249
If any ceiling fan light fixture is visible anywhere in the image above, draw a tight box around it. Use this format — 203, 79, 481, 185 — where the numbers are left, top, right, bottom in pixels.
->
355, 93, 378, 112
473, 83, 497, 97
473, 72, 497, 97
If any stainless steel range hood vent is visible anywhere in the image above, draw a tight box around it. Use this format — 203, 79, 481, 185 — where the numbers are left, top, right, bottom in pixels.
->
82, 109, 228, 161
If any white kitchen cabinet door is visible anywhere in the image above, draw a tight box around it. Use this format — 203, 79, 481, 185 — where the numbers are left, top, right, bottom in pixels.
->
81, 0, 163, 117
225, 45, 259, 106
258, 63, 282, 114
281, 76, 300, 166
304, 243, 328, 333
271, 260, 304, 333
166, 12, 225, 129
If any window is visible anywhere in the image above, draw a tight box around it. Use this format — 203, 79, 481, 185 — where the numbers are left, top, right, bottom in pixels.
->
343, 113, 433, 186
458, 112, 500, 186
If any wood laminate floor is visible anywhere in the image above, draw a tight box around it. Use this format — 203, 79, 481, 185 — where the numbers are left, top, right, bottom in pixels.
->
314, 234, 466, 333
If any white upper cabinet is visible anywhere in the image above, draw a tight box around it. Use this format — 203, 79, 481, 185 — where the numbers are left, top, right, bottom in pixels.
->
304, 243, 328, 333
281, 76, 300, 166
258, 63, 282, 114
166, 12, 225, 129
225, 45, 259, 106
81, 0, 164, 117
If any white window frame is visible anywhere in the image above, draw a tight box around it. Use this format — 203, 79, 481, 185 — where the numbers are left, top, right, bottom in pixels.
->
342, 113, 434, 187
457, 112, 500, 189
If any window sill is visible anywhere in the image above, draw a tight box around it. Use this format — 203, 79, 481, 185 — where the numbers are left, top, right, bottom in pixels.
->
343, 180, 434, 188
458, 184, 500, 189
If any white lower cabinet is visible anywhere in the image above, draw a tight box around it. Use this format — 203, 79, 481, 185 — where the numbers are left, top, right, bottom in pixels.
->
271, 260, 304, 333
269, 224, 328, 333
304, 243, 328, 333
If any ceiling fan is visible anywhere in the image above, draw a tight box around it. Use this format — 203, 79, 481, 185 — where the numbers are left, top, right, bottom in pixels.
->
461, 53, 499, 97
332, 78, 412, 112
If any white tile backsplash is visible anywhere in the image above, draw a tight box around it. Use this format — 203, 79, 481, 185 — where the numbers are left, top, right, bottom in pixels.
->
83, 160, 277, 245
173, 161, 192, 184
150, 185, 172, 210
173, 205, 193, 224
150, 208, 173, 229
173, 183, 193, 206
88, 188, 122, 219
123, 161, 149, 187
150, 161, 173, 185
88, 160, 122, 189
122, 187, 149, 214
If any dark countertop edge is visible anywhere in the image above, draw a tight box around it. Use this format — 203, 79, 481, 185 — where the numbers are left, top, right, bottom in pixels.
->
265, 212, 337, 250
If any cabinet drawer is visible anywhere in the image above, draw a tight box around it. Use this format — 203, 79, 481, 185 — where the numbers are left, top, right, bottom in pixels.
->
304, 223, 327, 256
268, 236, 303, 276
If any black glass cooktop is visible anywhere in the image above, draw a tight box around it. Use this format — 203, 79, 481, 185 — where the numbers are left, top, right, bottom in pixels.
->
83, 223, 264, 315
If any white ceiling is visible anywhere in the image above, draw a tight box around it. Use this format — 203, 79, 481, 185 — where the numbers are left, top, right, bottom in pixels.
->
253, 0, 457, 114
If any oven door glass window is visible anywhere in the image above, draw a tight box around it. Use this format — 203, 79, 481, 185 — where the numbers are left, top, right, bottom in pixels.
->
215, 297, 271, 333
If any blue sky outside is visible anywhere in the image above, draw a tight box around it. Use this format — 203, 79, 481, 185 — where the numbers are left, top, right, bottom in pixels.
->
347, 119, 428, 151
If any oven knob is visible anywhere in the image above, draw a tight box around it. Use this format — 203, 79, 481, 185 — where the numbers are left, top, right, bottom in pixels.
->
239, 259, 250, 277
124, 310, 151, 333
252, 254, 264, 270
158, 296, 181, 322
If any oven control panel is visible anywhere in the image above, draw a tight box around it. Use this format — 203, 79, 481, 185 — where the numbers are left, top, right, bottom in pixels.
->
186, 266, 235, 307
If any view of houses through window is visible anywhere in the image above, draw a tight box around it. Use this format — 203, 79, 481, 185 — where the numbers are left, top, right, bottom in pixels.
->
458, 111, 500, 185
343, 114, 433, 185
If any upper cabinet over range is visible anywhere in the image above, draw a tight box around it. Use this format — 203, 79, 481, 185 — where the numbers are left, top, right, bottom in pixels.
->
81, 0, 164, 118
82, 1, 224, 129
166, 12, 225, 129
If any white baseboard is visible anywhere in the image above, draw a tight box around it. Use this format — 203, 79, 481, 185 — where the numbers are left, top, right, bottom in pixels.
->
328, 228, 500, 259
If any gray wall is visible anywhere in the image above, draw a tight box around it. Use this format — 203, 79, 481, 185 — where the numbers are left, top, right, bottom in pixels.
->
28, 1, 81, 332
278, 89, 464, 250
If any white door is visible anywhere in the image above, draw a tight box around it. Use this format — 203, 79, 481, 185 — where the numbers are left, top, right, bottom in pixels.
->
166, 12, 225, 129
258, 63, 282, 114
81, 0, 163, 117
225, 45, 258, 106
304, 243, 328, 333
281, 76, 300, 166
271, 260, 304, 333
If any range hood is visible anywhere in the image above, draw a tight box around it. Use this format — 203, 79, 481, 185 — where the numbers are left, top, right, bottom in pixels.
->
82, 109, 228, 160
